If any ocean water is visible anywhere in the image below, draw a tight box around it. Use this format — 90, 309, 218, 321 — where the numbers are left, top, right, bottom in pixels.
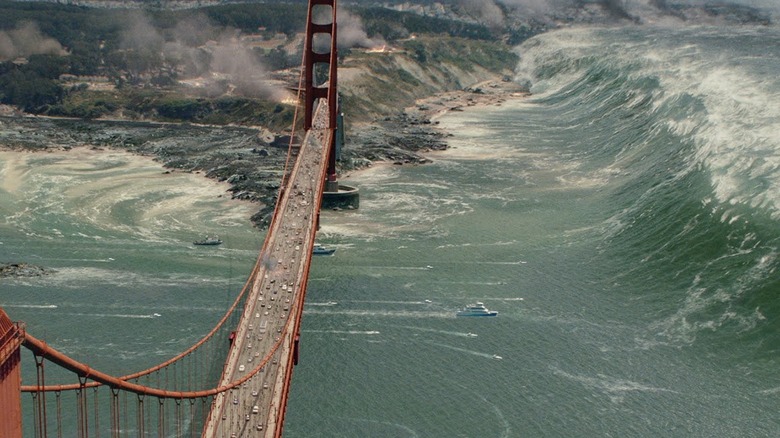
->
284, 26, 780, 437
0, 149, 261, 374
2, 24, 780, 437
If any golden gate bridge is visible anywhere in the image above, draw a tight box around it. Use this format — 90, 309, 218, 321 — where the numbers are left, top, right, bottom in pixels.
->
0, 1, 342, 436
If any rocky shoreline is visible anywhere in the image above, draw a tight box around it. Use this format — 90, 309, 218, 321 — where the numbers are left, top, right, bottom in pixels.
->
0, 263, 55, 278
343, 79, 529, 172
0, 78, 528, 228
0, 116, 292, 227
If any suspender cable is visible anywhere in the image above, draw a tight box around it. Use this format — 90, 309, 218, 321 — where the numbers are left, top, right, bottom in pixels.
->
189, 399, 196, 438
157, 398, 165, 437
56, 390, 63, 438
77, 376, 89, 438
135, 395, 143, 438
76, 386, 84, 438
31, 392, 41, 438
34, 354, 47, 438
93, 387, 100, 438
174, 399, 182, 438
110, 388, 119, 438
122, 390, 128, 438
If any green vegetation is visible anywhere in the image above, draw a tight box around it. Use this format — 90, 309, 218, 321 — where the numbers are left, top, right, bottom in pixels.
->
401, 37, 518, 73
48, 88, 296, 128
0, 55, 66, 112
339, 36, 519, 122
356, 7, 496, 41
0, 1, 518, 125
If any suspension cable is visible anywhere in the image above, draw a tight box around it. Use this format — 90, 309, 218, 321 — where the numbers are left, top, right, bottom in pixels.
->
21, 306, 295, 399
21, 262, 258, 394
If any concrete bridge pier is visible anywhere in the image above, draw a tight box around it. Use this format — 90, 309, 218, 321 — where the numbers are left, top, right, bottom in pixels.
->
322, 182, 359, 210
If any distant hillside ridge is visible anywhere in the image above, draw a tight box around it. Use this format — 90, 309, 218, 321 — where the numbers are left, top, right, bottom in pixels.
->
338, 36, 518, 123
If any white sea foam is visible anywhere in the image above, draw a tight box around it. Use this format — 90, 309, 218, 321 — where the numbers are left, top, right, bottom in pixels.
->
520, 27, 780, 221
326, 164, 488, 240
435, 239, 520, 249
651, 250, 776, 344
0, 148, 256, 239
12, 266, 234, 290
550, 366, 679, 400
435, 107, 538, 160
683, 64, 780, 219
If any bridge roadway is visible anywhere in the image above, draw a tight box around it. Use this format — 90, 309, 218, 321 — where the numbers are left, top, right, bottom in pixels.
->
203, 104, 333, 438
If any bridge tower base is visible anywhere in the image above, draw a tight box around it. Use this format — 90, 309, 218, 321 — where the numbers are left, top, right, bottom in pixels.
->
0, 308, 24, 438
322, 184, 359, 210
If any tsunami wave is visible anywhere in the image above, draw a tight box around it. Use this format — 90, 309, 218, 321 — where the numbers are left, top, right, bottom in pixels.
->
515, 26, 780, 346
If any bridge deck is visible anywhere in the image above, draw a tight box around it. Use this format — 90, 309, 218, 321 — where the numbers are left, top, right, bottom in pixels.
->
203, 102, 333, 437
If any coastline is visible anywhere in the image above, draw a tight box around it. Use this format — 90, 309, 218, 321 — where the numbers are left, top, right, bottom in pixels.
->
0, 146, 259, 275
0, 77, 529, 224
0, 146, 258, 223
411, 79, 529, 122
340, 78, 530, 179
0, 116, 286, 227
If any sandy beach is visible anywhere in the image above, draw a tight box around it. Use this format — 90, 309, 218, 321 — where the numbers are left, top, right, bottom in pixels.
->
341, 78, 530, 180
409, 79, 529, 122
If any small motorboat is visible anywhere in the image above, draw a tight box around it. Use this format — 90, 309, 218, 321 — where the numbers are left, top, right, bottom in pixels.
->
193, 236, 222, 246
312, 245, 335, 255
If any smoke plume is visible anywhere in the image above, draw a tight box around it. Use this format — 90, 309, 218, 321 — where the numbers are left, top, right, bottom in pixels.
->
458, 0, 507, 28
338, 9, 386, 49
0, 21, 68, 61
118, 12, 288, 101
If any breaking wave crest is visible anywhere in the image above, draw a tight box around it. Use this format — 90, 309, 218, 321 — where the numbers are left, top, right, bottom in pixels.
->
516, 26, 780, 347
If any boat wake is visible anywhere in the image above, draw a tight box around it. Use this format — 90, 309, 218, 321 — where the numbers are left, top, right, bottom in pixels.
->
398, 325, 479, 338
59, 312, 160, 319
304, 329, 380, 336
2, 304, 58, 309
305, 301, 339, 307
424, 341, 503, 360
303, 308, 453, 319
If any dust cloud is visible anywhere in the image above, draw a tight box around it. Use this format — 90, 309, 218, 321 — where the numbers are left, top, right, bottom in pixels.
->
0, 21, 68, 61
119, 11, 288, 101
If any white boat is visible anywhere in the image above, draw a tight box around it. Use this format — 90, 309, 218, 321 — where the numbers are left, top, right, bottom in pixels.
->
193, 236, 222, 246
313, 245, 335, 255
456, 302, 497, 317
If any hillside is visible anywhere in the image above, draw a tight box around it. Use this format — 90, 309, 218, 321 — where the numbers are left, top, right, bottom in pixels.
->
338, 36, 517, 122
0, 0, 772, 228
